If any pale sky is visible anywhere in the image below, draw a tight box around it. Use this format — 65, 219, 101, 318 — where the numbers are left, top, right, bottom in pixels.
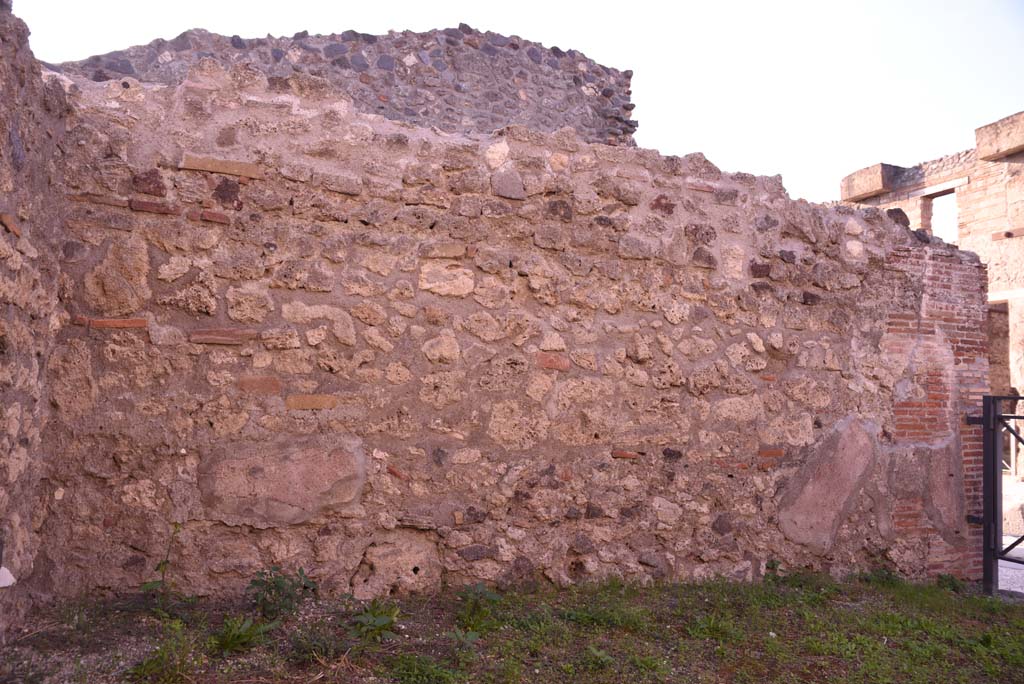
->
15, 0, 1024, 209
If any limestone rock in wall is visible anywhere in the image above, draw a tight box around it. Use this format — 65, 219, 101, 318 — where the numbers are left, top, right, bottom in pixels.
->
778, 418, 878, 554
84, 234, 151, 316
350, 530, 442, 600
198, 435, 367, 528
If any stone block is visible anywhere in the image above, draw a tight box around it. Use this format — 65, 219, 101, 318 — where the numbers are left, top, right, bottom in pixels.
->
68, 193, 130, 208
491, 167, 526, 200
419, 261, 475, 297
129, 198, 180, 215
976, 110, 1024, 161
237, 375, 282, 395
285, 394, 338, 410
198, 434, 366, 527
185, 208, 231, 224
189, 328, 258, 345
839, 163, 902, 201
777, 418, 877, 554
351, 530, 441, 599
179, 153, 265, 179
536, 351, 571, 370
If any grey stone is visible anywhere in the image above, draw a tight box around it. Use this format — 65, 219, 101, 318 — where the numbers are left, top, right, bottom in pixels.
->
491, 167, 526, 200
457, 544, 496, 561
350, 52, 369, 71
8, 124, 23, 171
691, 246, 717, 269
323, 43, 348, 58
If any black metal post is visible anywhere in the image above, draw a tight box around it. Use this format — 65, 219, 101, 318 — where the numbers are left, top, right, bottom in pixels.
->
983, 395, 997, 595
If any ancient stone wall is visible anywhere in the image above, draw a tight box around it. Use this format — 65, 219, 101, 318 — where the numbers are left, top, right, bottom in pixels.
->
53, 25, 637, 146
840, 111, 1024, 395
0, 7, 68, 636
20, 55, 988, 608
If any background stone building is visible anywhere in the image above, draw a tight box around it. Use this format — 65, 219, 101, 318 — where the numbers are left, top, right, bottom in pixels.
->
841, 111, 1024, 396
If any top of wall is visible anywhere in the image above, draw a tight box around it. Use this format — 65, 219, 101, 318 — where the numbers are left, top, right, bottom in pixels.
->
50, 24, 637, 147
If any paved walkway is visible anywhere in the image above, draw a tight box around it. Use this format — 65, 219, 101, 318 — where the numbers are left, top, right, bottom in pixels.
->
1000, 535, 1024, 595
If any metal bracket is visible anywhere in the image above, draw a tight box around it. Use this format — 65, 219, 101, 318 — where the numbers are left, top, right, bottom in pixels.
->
966, 515, 984, 525
966, 415, 984, 426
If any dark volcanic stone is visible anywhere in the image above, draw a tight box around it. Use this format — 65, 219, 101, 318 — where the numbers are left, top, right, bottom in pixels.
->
712, 514, 733, 535
105, 58, 134, 75
169, 32, 192, 51
230, 35, 246, 49
8, 125, 24, 171
213, 178, 241, 209
457, 544, 496, 561
376, 54, 395, 71
802, 291, 822, 305
691, 246, 718, 269
887, 207, 911, 228
749, 262, 771, 278
132, 169, 166, 197
323, 42, 348, 58
526, 47, 542, 64
270, 48, 285, 62
350, 52, 369, 71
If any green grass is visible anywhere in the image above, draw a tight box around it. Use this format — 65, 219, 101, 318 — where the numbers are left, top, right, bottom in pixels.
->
12, 573, 1024, 684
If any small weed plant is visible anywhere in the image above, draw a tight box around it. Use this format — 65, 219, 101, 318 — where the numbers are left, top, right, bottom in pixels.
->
455, 582, 501, 634
351, 598, 401, 643
388, 653, 458, 684
288, 619, 348, 665
140, 523, 182, 617
127, 619, 202, 684
246, 565, 317, 619
207, 615, 278, 656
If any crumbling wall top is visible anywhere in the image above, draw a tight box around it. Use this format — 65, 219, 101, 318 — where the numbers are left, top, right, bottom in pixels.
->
52, 24, 637, 146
